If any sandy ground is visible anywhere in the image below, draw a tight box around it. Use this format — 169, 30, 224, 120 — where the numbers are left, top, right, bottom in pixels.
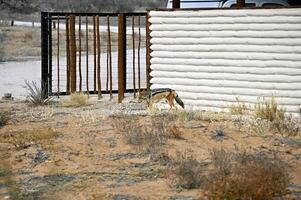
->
0, 97, 301, 200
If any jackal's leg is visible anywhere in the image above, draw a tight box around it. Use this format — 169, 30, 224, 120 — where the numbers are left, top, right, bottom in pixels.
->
166, 93, 175, 110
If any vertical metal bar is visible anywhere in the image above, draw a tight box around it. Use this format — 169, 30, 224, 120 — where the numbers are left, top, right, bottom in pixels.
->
96, 15, 102, 98
66, 16, 70, 93
48, 16, 53, 96
41, 12, 49, 97
146, 12, 151, 91
57, 16, 60, 97
69, 15, 77, 93
93, 15, 97, 94
86, 15, 89, 97
237, 0, 246, 7
137, 15, 141, 93
118, 14, 126, 103
106, 16, 109, 93
172, 0, 180, 8
79, 15, 82, 92
108, 16, 113, 99
132, 15, 136, 98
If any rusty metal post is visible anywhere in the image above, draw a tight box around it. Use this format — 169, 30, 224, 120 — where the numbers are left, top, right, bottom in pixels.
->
57, 17, 60, 96
85, 15, 89, 96
118, 14, 126, 103
146, 13, 151, 91
172, 0, 180, 8
66, 16, 70, 93
137, 15, 141, 93
237, 0, 245, 7
96, 15, 102, 98
93, 16, 97, 94
132, 16, 136, 98
78, 15, 82, 92
107, 16, 113, 99
69, 15, 77, 93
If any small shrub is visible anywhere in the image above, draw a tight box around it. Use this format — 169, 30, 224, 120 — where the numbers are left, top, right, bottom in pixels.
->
0, 128, 60, 149
111, 115, 166, 154
272, 114, 300, 137
61, 92, 88, 107
24, 80, 52, 106
211, 125, 226, 141
254, 96, 285, 122
0, 111, 10, 127
209, 147, 233, 176
166, 150, 204, 189
203, 149, 291, 200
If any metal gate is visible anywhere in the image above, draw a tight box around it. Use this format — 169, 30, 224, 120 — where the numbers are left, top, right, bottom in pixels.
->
41, 12, 151, 102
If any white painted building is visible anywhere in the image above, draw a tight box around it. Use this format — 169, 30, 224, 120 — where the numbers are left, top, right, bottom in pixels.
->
149, 8, 301, 115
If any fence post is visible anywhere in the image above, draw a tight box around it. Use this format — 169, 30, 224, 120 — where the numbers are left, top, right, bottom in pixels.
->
69, 15, 77, 93
237, 0, 245, 7
146, 12, 151, 91
172, 0, 180, 8
118, 14, 126, 103
41, 12, 49, 97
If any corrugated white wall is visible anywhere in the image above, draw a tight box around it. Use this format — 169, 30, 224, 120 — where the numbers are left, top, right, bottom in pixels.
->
149, 8, 301, 114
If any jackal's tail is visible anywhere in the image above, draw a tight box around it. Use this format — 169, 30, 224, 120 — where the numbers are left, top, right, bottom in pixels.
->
175, 95, 184, 109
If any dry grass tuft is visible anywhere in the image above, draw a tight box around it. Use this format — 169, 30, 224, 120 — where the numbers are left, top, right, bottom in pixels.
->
203, 148, 291, 200
61, 92, 89, 107
176, 111, 202, 122
166, 150, 204, 189
0, 128, 60, 149
230, 97, 247, 115
0, 111, 10, 127
254, 96, 285, 122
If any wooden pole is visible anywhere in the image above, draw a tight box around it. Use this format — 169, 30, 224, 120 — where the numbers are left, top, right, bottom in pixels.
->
66, 16, 70, 93
132, 16, 136, 98
93, 16, 97, 94
57, 17, 60, 97
172, 0, 180, 8
137, 15, 141, 93
118, 14, 126, 103
69, 15, 77, 93
86, 15, 89, 97
78, 15, 82, 92
96, 15, 102, 98
108, 16, 113, 99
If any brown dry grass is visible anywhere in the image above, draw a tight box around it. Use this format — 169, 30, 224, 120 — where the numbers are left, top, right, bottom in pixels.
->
203, 148, 291, 200
61, 92, 89, 107
0, 128, 60, 149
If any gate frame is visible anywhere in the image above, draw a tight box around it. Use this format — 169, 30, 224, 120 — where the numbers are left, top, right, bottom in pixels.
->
41, 12, 148, 102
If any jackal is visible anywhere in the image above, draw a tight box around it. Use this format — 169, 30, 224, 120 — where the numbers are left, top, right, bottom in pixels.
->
139, 88, 184, 110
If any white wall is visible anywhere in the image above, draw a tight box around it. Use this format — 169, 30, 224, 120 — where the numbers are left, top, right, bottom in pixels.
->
149, 8, 301, 114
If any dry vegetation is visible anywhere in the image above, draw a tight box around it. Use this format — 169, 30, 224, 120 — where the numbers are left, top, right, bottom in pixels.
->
0, 26, 40, 61
0, 128, 60, 149
0, 97, 300, 199
61, 92, 89, 107
0, 111, 10, 127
